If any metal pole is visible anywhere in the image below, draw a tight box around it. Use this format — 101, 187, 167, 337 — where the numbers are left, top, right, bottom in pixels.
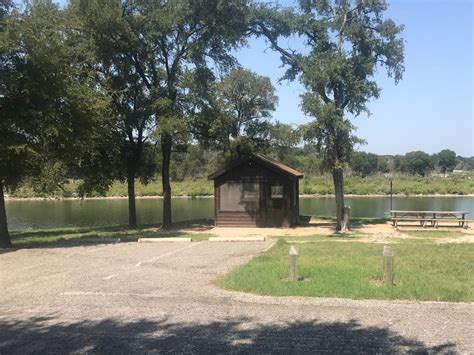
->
390, 179, 393, 211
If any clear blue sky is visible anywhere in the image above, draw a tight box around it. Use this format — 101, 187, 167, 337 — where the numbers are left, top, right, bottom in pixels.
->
234, 0, 473, 157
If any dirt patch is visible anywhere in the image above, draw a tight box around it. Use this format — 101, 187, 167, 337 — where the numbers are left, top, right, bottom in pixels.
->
158, 219, 474, 244
177, 219, 412, 242
351, 223, 414, 243
434, 235, 474, 244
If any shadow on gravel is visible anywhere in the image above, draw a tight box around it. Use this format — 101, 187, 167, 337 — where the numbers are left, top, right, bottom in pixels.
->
0, 316, 456, 353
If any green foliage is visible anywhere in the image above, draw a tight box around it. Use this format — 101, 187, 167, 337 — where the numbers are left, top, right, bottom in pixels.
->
436, 149, 457, 175
74, 0, 252, 226
456, 156, 474, 171
1, 1, 110, 190
0, 0, 111, 246
72, 0, 158, 191
251, 0, 404, 230
399, 151, 434, 177
350, 152, 379, 177
192, 67, 281, 163
216, 68, 277, 146
253, 0, 404, 172
11, 173, 474, 198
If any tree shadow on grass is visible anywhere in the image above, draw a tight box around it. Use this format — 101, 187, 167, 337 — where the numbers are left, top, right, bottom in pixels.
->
11, 218, 214, 239
0, 315, 457, 354
7, 218, 215, 249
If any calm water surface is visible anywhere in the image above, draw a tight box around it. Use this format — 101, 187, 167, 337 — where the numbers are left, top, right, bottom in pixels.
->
5, 196, 474, 231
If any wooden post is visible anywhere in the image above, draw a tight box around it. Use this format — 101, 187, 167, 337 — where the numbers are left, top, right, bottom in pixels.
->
342, 205, 351, 231
289, 245, 299, 281
383, 246, 394, 286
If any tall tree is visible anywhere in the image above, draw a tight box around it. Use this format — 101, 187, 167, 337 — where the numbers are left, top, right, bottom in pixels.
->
0, 1, 109, 247
351, 151, 379, 177
436, 149, 457, 177
402, 151, 434, 177
252, 0, 404, 230
215, 68, 278, 151
267, 122, 302, 165
77, 0, 249, 228
71, 0, 158, 227
193, 67, 279, 161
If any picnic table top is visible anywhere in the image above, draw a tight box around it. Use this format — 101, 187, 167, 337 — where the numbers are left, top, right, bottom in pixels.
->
390, 210, 470, 215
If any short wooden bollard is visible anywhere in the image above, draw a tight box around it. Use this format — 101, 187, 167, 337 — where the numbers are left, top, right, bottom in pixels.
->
383, 245, 394, 286
289, 245, 299, 281
342, 205, 351, 231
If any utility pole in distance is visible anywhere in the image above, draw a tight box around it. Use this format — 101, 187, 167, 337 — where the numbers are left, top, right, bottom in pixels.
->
390, 178, 393, 211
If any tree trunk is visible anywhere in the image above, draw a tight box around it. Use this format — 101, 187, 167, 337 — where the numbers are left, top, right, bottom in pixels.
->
332, 168, 347, 232
161, 134, 172, 229
127, 173, 137, 228
0, 182, 12, 248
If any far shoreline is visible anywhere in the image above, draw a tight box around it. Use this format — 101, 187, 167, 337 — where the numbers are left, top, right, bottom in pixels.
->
5, 193, 474, 202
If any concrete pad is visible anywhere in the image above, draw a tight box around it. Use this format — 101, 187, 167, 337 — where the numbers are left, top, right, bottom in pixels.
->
138, 237, 192, 243
209, 236, 266, 242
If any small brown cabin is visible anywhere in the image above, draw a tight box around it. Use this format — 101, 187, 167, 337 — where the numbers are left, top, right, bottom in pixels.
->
208, 155, 303, 228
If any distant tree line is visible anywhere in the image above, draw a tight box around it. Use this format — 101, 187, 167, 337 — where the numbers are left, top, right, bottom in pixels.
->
163, 146, 474, 181
350, 149, 473, 178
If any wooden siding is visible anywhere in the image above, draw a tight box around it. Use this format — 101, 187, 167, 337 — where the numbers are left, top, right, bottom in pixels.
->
216, 211, 260, 227
212, 157, 300, 228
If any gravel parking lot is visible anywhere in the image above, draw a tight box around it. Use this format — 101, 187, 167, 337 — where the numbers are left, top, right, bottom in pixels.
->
1, 240, 473, 353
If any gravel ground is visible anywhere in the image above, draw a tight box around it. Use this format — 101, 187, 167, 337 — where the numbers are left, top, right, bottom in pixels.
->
1, 241, 473, 354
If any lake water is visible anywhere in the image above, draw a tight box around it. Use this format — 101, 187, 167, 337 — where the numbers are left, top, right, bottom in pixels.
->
5, 196, 474, 231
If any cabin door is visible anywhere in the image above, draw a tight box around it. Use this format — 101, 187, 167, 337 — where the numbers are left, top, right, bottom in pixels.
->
265, 182, 285, 227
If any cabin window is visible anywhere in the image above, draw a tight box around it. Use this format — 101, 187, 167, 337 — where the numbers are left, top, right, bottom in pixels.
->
219, 182, 259, 211
270, 185, 284, 199
267, 184, 284, 209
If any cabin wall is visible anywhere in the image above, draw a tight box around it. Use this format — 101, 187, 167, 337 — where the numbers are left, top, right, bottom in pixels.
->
213, 160, 299, 228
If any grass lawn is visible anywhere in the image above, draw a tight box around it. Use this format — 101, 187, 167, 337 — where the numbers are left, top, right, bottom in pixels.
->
9, 222, 212, 248
218, 236, 474, 302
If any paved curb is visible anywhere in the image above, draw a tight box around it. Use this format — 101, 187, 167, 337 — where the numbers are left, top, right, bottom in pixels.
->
138, 237, 192, 243
209, 236, 266, 242
72, 238, 121, 244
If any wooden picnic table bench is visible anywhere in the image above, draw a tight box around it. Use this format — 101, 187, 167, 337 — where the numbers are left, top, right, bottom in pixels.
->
390, 210, 470, 228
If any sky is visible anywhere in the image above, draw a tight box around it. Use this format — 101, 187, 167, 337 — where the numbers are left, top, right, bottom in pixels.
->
234, 0, 473, 157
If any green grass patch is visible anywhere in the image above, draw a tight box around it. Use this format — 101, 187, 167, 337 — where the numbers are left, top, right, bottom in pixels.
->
218, 238, 474, 302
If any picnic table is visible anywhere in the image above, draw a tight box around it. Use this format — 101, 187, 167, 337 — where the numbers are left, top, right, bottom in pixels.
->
390, 210, 470, 228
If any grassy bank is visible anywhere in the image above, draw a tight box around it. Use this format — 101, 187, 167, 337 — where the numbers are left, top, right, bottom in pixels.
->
9, 175, 474, 199
300, 175, 474, 195
218, 234, 474, 302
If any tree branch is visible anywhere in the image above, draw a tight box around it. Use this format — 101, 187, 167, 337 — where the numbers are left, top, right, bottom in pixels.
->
256, 22, 297, 66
